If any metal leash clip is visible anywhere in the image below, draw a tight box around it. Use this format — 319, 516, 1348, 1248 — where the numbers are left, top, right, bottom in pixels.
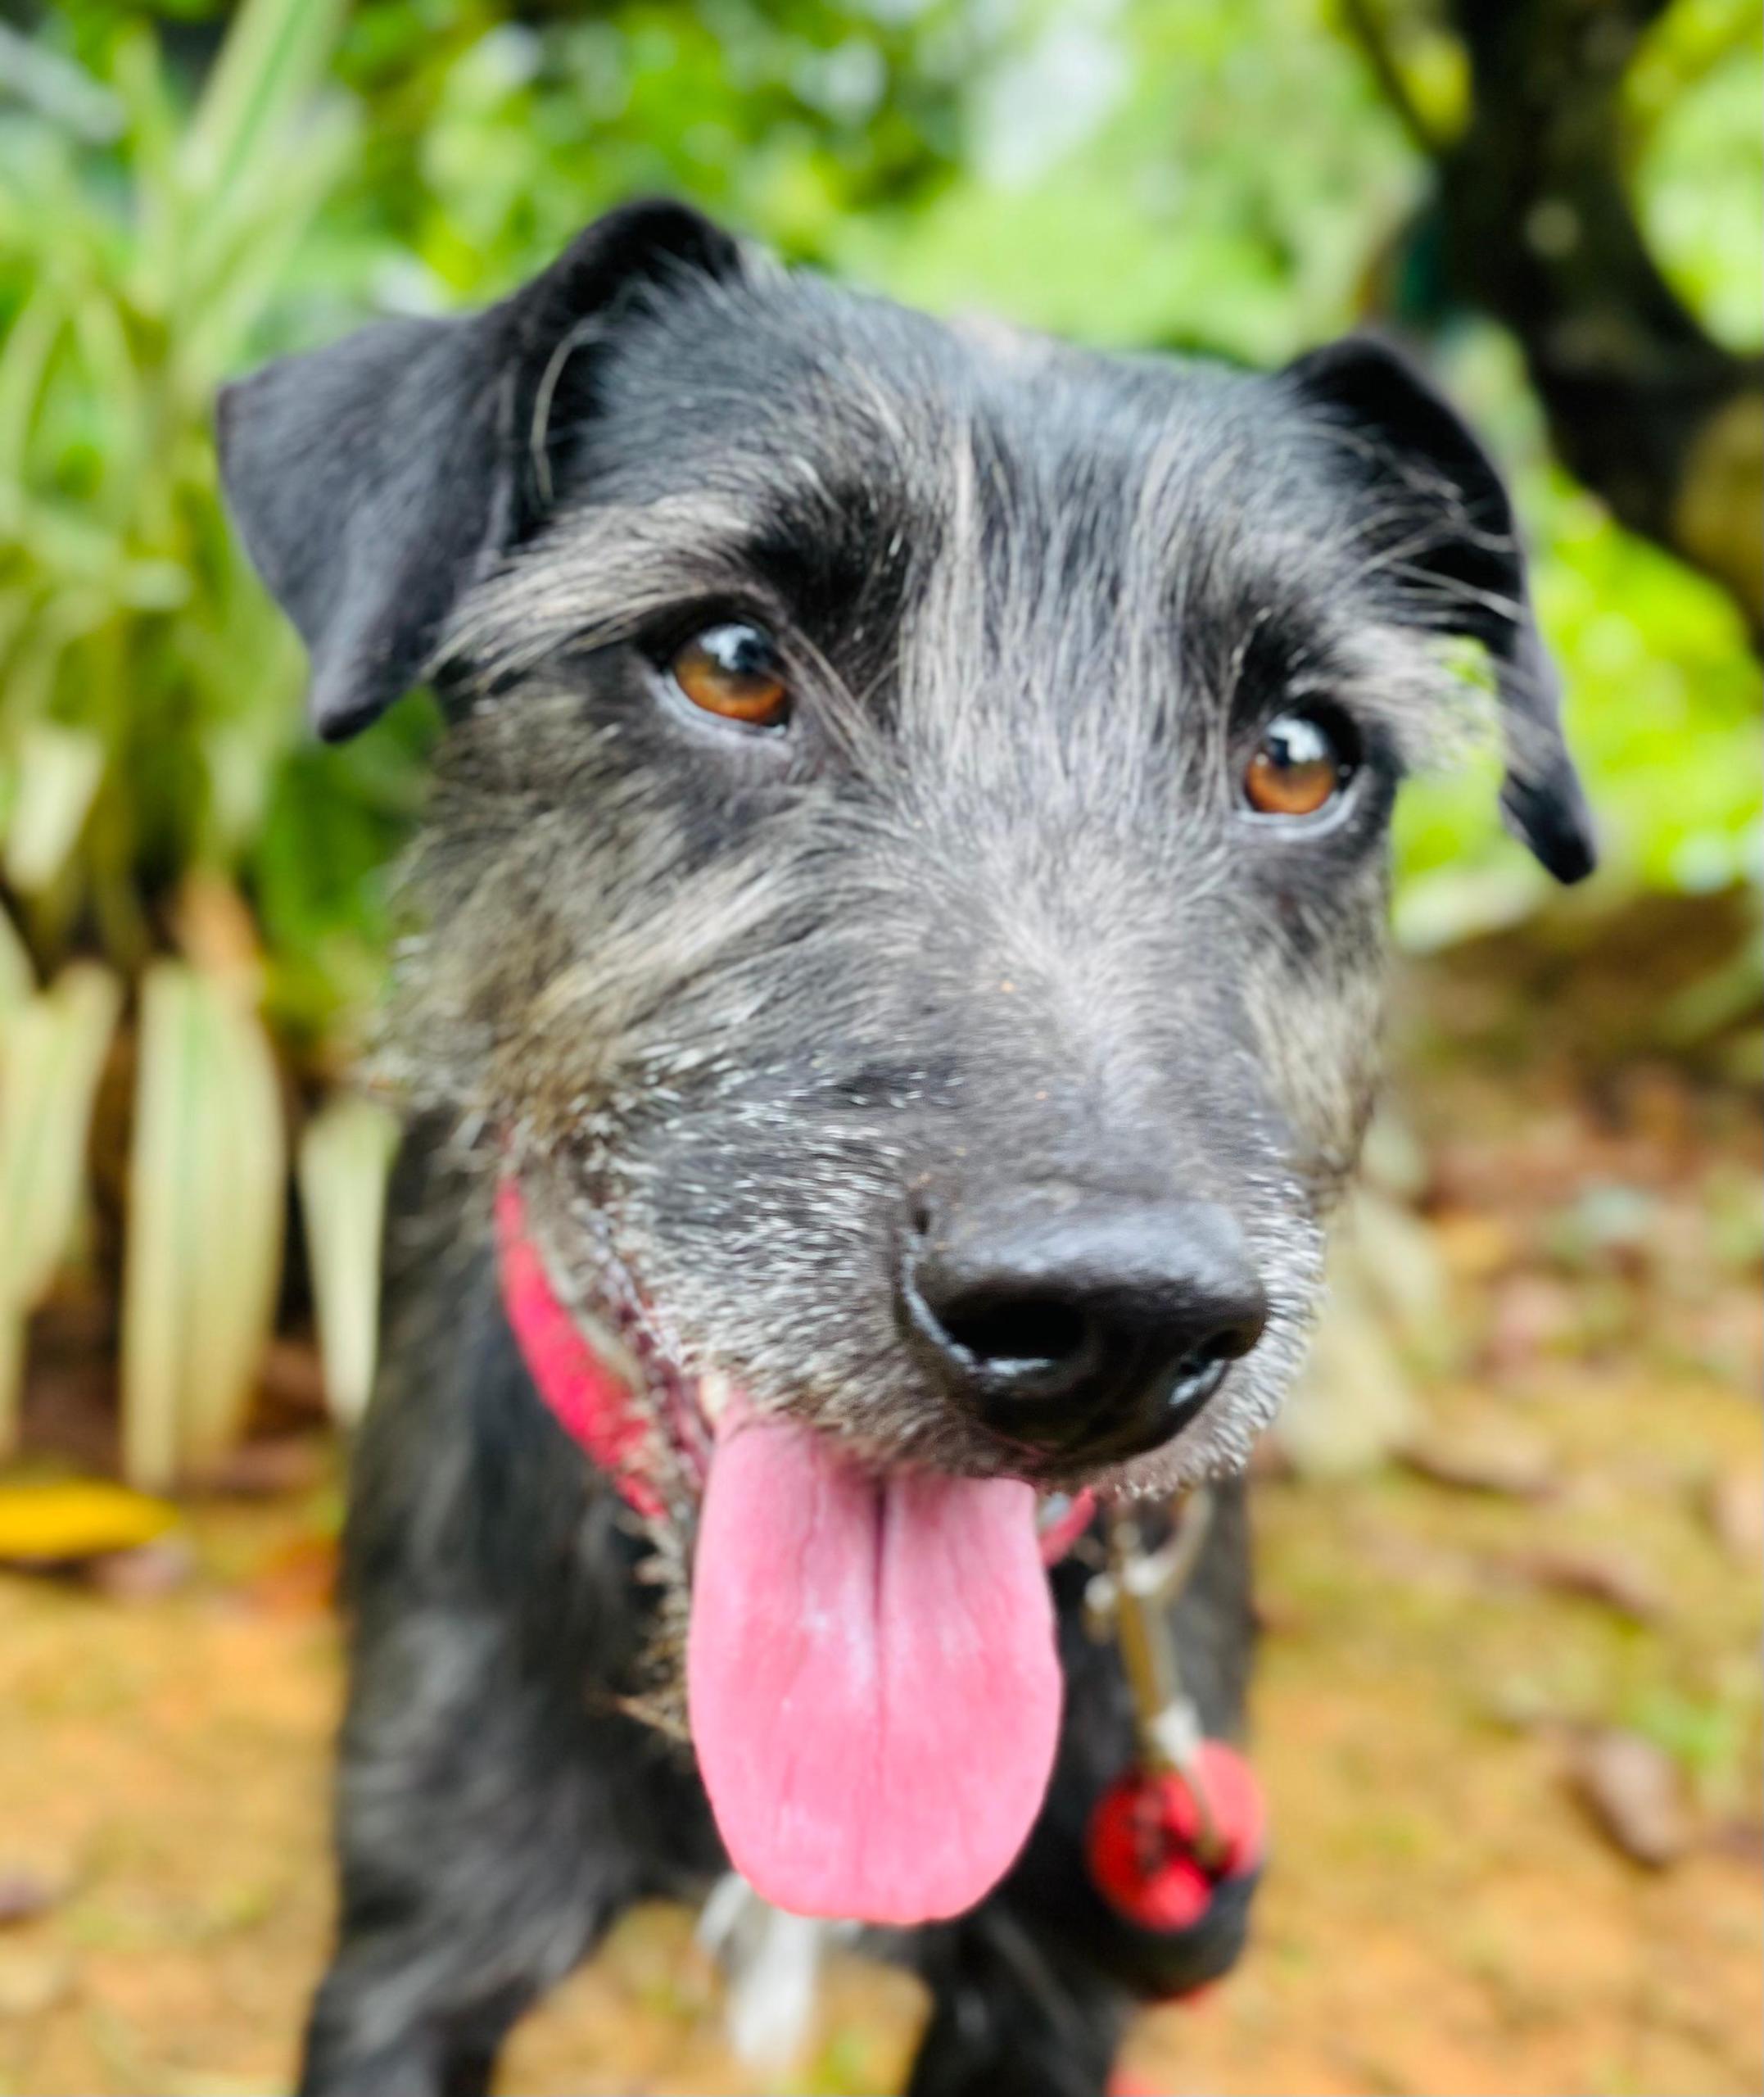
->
1079, 1489, 1266, 1998
1083, 1489, 1226, 1868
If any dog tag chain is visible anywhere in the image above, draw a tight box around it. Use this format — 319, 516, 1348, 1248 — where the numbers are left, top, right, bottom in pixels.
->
1083, 1492, 1265, 1972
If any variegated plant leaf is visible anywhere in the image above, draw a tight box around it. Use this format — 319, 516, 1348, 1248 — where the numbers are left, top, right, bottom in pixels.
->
120, 962, 286, 1488
298, 1091, 400, 1426
2, 722, 104, 895
0, 960, 122, 1452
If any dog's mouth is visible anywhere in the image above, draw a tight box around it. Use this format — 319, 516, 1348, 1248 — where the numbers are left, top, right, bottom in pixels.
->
497, 1177, 1070, 1927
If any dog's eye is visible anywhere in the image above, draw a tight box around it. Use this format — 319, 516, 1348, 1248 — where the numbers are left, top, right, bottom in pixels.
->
1243, 710, 1356, 820
669, 623, 791, 728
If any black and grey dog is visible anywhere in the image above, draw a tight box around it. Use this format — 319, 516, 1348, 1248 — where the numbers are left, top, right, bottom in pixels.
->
219, 200, 1593, 2097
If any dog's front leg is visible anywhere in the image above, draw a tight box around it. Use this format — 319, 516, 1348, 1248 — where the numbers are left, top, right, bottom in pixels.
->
298, 1598, 653, 2097
907, 1905, 1133, 2097
299, 1146, 721, 2097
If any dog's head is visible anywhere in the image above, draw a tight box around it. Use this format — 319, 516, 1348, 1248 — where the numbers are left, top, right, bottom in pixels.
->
220, 201, 1593, 1922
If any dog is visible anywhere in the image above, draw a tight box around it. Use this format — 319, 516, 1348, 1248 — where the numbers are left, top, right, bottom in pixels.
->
218, 198, 1594, 2097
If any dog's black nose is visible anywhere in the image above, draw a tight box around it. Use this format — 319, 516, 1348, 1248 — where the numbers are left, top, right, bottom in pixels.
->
902, 1192, 1267, 1465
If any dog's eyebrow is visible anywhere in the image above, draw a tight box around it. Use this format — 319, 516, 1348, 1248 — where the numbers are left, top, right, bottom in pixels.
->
1326, 618, 1498, 774
441, 453, 920, 760
1134, 479, 1502, 777
437, 490, 782, 684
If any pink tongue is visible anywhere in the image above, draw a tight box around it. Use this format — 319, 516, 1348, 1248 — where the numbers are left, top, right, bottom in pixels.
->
687, 1413, 1062, 1926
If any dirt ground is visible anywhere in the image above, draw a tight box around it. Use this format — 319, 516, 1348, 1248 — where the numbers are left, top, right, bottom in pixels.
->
2, 910, 1760, 2096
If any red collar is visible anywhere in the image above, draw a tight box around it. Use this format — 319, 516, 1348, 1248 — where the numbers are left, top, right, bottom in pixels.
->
495, 1178, 669, 1520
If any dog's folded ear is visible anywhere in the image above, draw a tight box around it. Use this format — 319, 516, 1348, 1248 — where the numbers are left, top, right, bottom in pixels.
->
1282, 334, 1596, 885
217, 199, 743, 741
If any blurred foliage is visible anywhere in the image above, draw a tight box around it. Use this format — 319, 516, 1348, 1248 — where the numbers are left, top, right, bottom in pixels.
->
9, 0, 1757, 985
1629, 0, 1764, 348
0, 0, 1757, 1466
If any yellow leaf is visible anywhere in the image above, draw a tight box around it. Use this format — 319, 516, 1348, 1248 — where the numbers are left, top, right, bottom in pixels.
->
0, 1479, 178, 1564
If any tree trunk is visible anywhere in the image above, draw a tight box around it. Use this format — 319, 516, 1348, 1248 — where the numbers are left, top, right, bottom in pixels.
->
1367, 0, 1762, 635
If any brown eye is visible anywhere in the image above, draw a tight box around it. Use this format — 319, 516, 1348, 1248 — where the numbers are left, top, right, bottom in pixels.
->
669, 622, 790, 728
1243, 711, 1355, 819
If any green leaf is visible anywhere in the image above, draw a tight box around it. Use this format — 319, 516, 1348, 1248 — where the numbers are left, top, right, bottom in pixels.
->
178, 0, 350, 236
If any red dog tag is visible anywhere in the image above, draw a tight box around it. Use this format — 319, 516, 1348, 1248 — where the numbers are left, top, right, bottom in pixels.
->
1087, 1739, 1264, 1933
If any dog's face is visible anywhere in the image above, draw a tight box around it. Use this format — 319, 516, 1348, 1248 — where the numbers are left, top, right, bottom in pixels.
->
222, 202, 1591, 1501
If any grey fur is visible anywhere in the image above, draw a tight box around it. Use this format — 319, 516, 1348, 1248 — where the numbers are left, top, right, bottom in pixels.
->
215, 201, 1593, 2096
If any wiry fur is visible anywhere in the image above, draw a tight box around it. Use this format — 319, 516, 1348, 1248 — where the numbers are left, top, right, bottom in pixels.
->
386, 267, 1490, 1503
215, 202, 1593, 2097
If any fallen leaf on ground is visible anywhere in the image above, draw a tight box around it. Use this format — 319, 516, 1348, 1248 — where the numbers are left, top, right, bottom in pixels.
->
1249, 1594, 1311, 1638
1546, 1184, 1658, 1273
0, 1866, 62, 1927
83, 1533, 195, 1601
195, 1435, 328, 1498
1508, 1544, 1664, 1622
1430, 1211, 1516, 1282
1399, 1433, 1559, 1500
1484, 1274, 1581, 1376
1353, 1521, 1484, 1594
1567, 1729, 1691, 1868
242, 1533, 338, 1616
1707, 1817, 1764, 1864
0, 1479, 179, 1565
0, 1946, 72, 2018
1705, 1473, 1764, 1564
